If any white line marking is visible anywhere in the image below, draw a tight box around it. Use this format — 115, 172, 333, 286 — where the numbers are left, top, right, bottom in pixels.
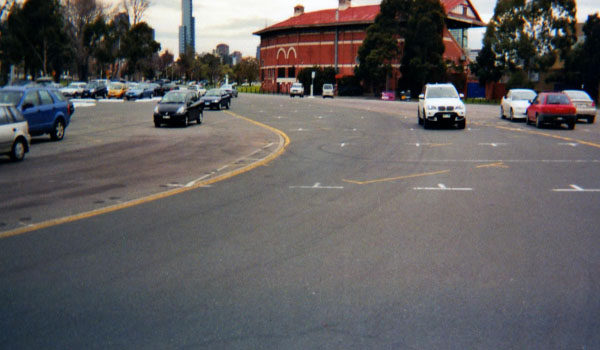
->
217, 165, 229, 172
414, 183, 473, 191
553, 184, 600, 192
479, 143, 507, 147
341, 143, 346, 147
290, 182, 344, 190
558, 143, 578, 147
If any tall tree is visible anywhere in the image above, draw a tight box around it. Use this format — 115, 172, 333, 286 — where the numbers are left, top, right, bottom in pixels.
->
356, 0, 446, 96
121, 0, 150, 26
63, 0, 109, 80
121, 21, 160, 79
399, 0, 446, 96
233, 57, 259, 84
475, 0, 577, 84
580, 14, 600, 102
3, 0, 71, 78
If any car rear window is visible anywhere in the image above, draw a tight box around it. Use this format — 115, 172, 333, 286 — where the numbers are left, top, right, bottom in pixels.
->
564, 90, 592, 101
0, 91, 24, 105
546, 94, 570, 105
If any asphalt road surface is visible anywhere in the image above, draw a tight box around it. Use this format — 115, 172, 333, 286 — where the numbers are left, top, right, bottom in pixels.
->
1, 94, 599, 349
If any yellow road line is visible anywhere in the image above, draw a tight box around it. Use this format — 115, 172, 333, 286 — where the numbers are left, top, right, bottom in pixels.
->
343, 170, 450, 185
495, 125, 600, 149
0, 112, 290, 240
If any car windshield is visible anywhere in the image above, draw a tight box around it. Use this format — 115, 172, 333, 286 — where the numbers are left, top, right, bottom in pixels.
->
85, 82, 98, 89
109, 83, 123, 90
292, 83, 303, 88
546, 94, 570, 105
68, 83, 84, 88
323, 84, 333, 89
564, 90, 592, 101
161, 92, 187, 103
205, 89, 221, 97
128, 84, 139, 90
0, 91, 23, 105
426, 86, 458, 99
512, 90, 536, 101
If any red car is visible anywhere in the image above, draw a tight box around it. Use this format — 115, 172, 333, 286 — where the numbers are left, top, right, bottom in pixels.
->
526, 92, 577, 129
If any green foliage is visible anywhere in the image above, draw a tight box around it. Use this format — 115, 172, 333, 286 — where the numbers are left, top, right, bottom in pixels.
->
233, 57, 259, 84
474, 0, 577, 85
0, 0, 71, 79
399, 0, 446, 97
356, 0, 446, 97
337, 76, 363, 96
121, 22, 160, 79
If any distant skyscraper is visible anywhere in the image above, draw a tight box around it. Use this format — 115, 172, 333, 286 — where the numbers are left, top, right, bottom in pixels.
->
179, 0, 195, 55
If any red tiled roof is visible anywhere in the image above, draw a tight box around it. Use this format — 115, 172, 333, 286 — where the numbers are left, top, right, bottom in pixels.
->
254, 1, 484, 35
254, 5, 380, 35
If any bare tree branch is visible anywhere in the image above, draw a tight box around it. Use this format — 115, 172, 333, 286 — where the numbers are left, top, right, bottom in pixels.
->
121, 0, 150, 25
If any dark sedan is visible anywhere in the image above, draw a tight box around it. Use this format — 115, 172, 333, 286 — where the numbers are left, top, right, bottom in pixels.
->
200, 89, 231, 110
153, 90, 203, 127
81, 81, 107, 99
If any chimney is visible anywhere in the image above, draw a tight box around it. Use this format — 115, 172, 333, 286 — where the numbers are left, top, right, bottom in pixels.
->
339, 0, 351, 11
294, 5, 304, 17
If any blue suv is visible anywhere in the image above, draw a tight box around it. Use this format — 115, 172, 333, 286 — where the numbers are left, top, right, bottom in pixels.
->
0, 86, 74, 141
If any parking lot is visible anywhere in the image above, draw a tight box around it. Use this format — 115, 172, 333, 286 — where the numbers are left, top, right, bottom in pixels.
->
0, 97, 281, 232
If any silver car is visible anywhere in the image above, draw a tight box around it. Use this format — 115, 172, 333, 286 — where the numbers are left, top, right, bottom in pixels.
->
562, 90, 596, 123
0, 104, 31, 161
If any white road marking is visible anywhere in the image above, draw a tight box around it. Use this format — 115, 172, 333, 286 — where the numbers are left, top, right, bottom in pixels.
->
414, 183, 473, 191
290, 183, 344, 190
479, 143, 507, 147
558, 143, 579, 147
553, 184, 600, 192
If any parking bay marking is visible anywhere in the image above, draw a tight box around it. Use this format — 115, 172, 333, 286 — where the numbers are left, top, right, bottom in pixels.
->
290, 183, 344, 190
553, 184, 600, 193
414, 184, 473, 191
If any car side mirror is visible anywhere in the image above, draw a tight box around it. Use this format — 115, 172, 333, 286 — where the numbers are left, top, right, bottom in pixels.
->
419, 94, 424, 100
459, 93, 464, 99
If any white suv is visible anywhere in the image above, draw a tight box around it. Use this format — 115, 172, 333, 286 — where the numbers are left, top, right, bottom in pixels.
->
290, 82, 305, 98
418, 83, 466, 129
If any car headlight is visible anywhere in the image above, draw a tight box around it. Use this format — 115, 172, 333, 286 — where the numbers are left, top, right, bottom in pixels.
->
454, 104, 465, 111
427, 105, 437, 111
213, 99, 219, 103
154, 106, 159, 114
176, 106, 186, 114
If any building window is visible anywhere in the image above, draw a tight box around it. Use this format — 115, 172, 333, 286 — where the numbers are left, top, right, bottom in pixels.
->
288, 67, 296, 78
278, 67, 286, 78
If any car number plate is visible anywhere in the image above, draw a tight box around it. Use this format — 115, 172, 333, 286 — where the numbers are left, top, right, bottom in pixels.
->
163, 115, 170, 119
443, 114, 451, 118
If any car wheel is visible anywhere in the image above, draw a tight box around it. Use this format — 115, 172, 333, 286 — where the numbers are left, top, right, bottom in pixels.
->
50, 119, 65, 141
418, 109, 423, 125
10, 139, 26, 161
183, 114, 190, 127
500, 107, 505, 119
457, 120, 466, 129
154, 121, 161, 128
567, 121, 575, 130
525, 114, 531, 125
535, 114, 542, 129
589, 116, 595, 124
226, 101, 230, 110
509, 108, 514, 121
197, 112, 203, 124
423, 115, 431, 129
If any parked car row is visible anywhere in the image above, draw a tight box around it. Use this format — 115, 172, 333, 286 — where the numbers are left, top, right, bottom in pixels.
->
0, 85, 74, 161
501, 88, 596, 129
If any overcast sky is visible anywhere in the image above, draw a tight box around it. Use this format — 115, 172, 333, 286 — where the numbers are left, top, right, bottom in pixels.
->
106, 0, 599, 57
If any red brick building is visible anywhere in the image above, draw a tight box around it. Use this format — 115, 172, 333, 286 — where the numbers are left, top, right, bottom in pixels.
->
253, 0, 485, 93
